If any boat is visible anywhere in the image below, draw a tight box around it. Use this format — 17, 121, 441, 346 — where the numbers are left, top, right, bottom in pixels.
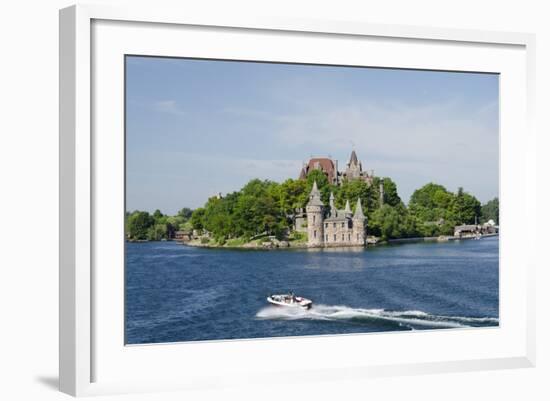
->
267, 292, 312, 310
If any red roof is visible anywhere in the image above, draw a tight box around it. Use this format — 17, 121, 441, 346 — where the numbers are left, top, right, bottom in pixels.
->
304, 158, 336, 182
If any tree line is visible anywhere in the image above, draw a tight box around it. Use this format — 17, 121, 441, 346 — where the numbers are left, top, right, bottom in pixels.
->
126, 169, 498, 243
126, 208, 193, 241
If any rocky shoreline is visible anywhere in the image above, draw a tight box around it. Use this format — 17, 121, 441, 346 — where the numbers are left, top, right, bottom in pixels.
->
128, 233, 498, 250
182, 235, 381, 250
180, 232, 498, 250
184, 238, 305, 250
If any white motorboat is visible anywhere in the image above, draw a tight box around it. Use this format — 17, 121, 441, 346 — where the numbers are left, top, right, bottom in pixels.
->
267, 293, 312, 310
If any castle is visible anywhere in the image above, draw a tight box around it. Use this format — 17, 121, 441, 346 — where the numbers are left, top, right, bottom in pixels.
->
305, 181, 367, 247
299, 150, 374, 186
295, 149, 373, 246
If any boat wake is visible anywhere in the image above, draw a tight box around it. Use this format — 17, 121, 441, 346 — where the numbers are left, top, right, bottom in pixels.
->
255, 304, 498, 330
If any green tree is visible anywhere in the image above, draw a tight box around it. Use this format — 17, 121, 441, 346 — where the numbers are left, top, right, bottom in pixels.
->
177, 207, 193, 219
147, 223, 167, 241
276, 178, 308, 215
369, 204, 416, 240
190, 207, 206, 230
152, 209, 163, 221
126, 211, 154, 240
232, 180, 283, 238
409, 183, 455, 224
380, 177, 402, 207
305, 168, 329, 189
202, 195, 237, 241
410, 183, 450, 209
481, 197, 499, 224
335, 178, 371, 213
453, 187, 481, 225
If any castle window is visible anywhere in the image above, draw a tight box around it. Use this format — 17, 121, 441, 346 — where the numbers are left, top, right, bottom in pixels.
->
333, 234, 336, 241
325, 223, 328, 228
357, 233, 359, 240
313, 215, 316, 223
333, 223, 336, 228
314, 230, 317, 238
342, 222, 344, 228
325, 235, 328, 241
341, 234, 344, 241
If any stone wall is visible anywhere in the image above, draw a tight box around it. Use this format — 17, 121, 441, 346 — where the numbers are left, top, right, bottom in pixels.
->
295, 216, 307, 232
323, 220, 356, 247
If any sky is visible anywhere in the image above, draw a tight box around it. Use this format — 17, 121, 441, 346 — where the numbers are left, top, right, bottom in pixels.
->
126, 56, 499, 215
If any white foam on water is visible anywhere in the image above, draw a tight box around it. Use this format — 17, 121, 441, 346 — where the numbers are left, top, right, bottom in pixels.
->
255, 304, 498, 330
440, 315, 499, 324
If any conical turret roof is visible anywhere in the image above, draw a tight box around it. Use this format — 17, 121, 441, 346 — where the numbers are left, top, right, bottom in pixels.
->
311, 180, 319, 194
344, 199, 352, 214
350, 150, 358, 165
353, 197, 365, 219
307, 180, 324, 207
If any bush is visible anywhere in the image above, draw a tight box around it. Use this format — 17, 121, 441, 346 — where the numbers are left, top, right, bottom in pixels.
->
289, 231, 307, 243
226, 237, 247, 247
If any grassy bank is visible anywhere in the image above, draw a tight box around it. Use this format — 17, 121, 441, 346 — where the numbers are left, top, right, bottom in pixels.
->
185, 231, 309, 249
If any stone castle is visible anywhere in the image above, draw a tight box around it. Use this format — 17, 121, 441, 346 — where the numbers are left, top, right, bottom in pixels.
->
305, 181, 367, 247
295, 150, 372, 247
299, 150, 374, 186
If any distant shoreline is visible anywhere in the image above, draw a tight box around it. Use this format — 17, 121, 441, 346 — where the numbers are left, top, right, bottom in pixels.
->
126, 232, 498, 250
387, 233, 499, 244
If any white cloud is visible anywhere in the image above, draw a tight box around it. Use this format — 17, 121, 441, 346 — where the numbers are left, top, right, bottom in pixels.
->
130, 95, 498, 211
275, 101, 494, 158
215, 96, 498, 203
153, 100, 186, 117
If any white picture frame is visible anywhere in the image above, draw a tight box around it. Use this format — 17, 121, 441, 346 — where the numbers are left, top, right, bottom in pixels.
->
59, 4, 536, 397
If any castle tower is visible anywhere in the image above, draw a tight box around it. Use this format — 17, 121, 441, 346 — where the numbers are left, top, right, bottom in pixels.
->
352, 197, 367, 245
306, 181, 324, 247
345, 150, 363, 179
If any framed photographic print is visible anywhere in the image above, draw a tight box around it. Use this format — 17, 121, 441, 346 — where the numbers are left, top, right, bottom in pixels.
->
60, 4, 536, 397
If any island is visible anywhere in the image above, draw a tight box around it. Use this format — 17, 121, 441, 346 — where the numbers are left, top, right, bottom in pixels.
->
126, 150, 499, 249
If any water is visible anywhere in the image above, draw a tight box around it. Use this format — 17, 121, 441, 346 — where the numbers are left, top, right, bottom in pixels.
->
125, 237, 499, 344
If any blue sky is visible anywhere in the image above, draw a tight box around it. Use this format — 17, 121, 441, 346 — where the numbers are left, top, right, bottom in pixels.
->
126, 56, 499, 215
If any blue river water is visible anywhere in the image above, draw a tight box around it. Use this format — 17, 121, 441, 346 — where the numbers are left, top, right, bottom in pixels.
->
125, 237, 499, 344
